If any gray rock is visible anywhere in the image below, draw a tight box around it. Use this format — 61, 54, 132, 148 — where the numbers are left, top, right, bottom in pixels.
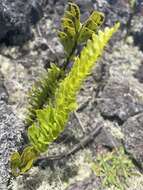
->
0, 72, 8, 102
134, 61, 143, 83
0, 101, 24, 187
97, 77, 143, 123
130, 16, 143, 51
122, 113, 143, 168
94, 0, 131, 26
0, 0, 43, 45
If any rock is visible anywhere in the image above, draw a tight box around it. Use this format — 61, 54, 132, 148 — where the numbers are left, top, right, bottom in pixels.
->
134, 61, 143, 83
130, 16, 143, 51
127, 175, 143, 190
66, 175, 101, 190
0, 72, 8, 102
122, 113, 143, 168
0, 0, 43, 45
0, 101, 24, 187
75, 0, 94, 21
96, 40, 143, 124
97, 77, 143, 123
93, 124, 121, 148
94, 0, 131, 26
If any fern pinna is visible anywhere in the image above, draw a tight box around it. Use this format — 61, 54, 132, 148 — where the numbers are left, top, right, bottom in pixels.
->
26, 64, 62, 126
11, 3, 119, 176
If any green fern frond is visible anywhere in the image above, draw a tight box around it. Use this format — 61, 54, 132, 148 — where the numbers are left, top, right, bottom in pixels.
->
26, 64, 62, 126
58, 2, 81, 56
11, 146, 38, 176
78, 11, 104, 43
11, 23, 119, 176
58, 2, 105, 58
27, 3, 101, 125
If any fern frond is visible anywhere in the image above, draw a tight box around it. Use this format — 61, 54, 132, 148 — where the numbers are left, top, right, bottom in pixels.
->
10, 23, 119, 176
58, 2, 81, 56
30, 23, 120, 152
58, 2, 105, 57
78, 11, 104, 43
26, 64, 62, 126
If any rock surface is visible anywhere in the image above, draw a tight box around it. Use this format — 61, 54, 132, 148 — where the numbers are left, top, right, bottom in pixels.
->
0, 101, 24, 188
0, 0, 43, 45
0, 72, 8, 102
97, 77, 143, 123
122, 113, 143, 168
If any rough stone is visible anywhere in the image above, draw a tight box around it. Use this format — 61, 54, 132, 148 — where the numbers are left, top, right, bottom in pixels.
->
0, 101, 24, 187
0, 0, 43, 45
94, 0, 131, 27
97, 77, 143, 123
0, 72, 8, 102
122, 113, 143, 168
130, 16, 143, 51
134, 61, 143, 83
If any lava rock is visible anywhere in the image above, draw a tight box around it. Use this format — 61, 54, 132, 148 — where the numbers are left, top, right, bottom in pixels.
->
97, 78, 143, 123
122, 113, 143, 168
0, 72, 8, 102
0, 0, 43, 45
134, 61, 143, 83
130, 16, 143, 51
94, 0, 131, 26
0, 101, 24, 187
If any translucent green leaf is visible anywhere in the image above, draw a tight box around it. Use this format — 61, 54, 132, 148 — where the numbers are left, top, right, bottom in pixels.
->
78, 26, 94, 43
66, 2, 80, 31
20, 146, 38, 173
89, 11, 104, 27
26, 64, 61, 126
78, 11, 104, 43
59, 3, 81, 55
28, 124, 40, 151
11, 152, 21, 176
61, 18, 74, 29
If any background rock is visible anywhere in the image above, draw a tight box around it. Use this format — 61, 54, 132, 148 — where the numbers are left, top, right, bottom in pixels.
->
97, 77, 143, 123
122, 113, 143, 169
0, 72, 8, 102
0, 0, 43, 45
0, 101, 24, 188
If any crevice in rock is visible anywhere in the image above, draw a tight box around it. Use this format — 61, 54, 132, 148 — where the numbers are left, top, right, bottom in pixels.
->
100, 113, 125, 126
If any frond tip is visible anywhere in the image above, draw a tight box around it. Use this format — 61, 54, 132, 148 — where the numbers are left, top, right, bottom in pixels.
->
11, 22, 120, 176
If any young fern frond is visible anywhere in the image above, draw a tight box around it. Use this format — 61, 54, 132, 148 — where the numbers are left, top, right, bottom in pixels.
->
27, 3, 105, 126
58, 2, 104, 60
11, 23, 120, 176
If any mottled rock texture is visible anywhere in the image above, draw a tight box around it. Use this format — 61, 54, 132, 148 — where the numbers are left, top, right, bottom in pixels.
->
0, 72, 8, 102
97, 77, 143, 123
0, 0, 43, 45
122, 113, 143, 168
0, 72, 24, 188
0, 101, 24, 187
